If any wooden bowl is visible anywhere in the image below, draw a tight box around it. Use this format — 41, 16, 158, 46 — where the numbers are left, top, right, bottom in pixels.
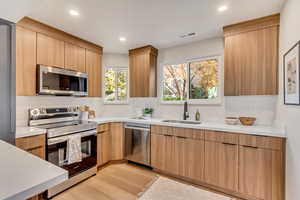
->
239, 117, 256, 126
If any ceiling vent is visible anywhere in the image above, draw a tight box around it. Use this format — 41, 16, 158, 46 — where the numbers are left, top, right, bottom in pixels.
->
180, 32, 196, 38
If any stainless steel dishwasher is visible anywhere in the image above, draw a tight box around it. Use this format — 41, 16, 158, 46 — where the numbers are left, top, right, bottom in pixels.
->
125, 123, 150, 166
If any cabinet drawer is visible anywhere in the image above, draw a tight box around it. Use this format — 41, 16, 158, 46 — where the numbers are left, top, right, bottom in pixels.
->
205, 131, 239, 145
174, 128, 204, 140
239, 134, 284, 151
97, 123, 110, 133
151, 125, 174, 136
16, 134, 46, 151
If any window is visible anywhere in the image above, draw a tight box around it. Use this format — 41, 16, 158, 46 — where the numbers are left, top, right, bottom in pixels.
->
104, 67, 128, 103
162, 56, 221, 104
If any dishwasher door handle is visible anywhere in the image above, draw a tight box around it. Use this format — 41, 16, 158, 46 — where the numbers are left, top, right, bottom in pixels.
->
124, 126, 150, 132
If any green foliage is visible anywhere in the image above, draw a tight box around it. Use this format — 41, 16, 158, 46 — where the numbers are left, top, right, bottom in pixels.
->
143, 108, 154, 114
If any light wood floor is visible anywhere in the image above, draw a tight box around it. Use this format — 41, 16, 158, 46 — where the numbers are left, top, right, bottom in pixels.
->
53, 164, 158, 200
53, 163, 241, 200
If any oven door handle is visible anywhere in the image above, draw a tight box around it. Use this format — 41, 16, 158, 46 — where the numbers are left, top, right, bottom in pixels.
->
47, 129, 97, 145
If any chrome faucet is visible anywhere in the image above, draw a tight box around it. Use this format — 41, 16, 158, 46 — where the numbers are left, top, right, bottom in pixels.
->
183, 101, 189, 120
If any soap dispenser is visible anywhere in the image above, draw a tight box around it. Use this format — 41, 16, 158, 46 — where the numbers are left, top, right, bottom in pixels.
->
195, 109, 200, 121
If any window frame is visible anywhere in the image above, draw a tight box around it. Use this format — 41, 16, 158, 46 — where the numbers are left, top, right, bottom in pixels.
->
160, 55, 223, 105
103, 66, 129, 105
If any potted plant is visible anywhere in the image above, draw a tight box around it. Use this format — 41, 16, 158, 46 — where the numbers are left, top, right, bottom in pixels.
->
143, 108, 154, 119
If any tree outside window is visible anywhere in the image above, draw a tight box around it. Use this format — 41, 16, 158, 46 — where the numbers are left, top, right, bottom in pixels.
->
162, 57, 220, 102
104, 67, 128, 103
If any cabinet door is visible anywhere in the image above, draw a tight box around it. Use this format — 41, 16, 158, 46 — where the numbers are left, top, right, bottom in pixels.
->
37, 33, 64, 68
97, 131, 111, 166
224, 35, 241, 96
239, 146, 284, 200
151, 134, 176, 174
130, 53, 149, 97
28, 147, 45, 160
86, 50, 101, 97
110, 123, 124, 160
16, 26, 37, 96
174, 137, 205, 182
65, 42, 86, 72
204, 141, 238, 191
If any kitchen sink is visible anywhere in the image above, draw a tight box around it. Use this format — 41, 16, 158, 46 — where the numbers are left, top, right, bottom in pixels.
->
162, 120, 201, 125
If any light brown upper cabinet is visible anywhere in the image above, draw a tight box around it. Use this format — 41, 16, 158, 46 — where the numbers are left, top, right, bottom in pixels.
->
224, 14, 279, 96
65, 42, 86, 72
37, 33, 65, 68
86, 49, 102, 97
16, 26, 37, 96
129, 45, 158, 97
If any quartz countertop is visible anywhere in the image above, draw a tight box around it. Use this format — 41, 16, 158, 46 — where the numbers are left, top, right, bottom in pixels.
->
16, 127, 47, 139
89, 117, 286, 138
0, 140, 68, 200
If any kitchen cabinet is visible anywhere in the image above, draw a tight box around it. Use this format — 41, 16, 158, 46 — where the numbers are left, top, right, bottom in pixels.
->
151, 133, 176, 174
224, 14, 279, 96
86, 49, 102, 97
110, 123, 124, 160
16, 26, 37, 96
16, 17, 103, 97
97, 124, 111, 167
238, 134, 284, 200
65, 42, 86, 72
150, 125, 285, 200
204, 132, 239, 191
15, 134, 46, 160
174, 136, 205, 182
37, 33, 65, 68
129, 45, 158, 97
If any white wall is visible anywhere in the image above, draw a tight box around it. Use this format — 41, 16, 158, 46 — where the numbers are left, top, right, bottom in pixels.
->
16, 39, 278, 126
277, 0, 300, 199
156, 38, 277, 124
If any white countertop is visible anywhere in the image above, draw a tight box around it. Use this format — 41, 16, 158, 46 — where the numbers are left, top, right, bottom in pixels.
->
89, 117, 286, 138
0, 140, 68, 200
16, 127, 47, 139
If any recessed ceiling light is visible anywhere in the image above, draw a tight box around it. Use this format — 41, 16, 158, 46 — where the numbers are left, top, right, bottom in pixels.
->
218, 5, 228, 12
69, 10, 79, 16
119, 37, 126, 42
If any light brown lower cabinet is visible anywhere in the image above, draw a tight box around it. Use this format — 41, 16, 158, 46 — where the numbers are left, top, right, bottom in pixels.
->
204, 141, 239, 191
15, 134, 46, 159
150, 126, 285, 200
174, 136, 205, 182
239, 146, 284, 200
110, 123, 124, 160
97, 131, 111, 167
15, 135, 46, 200
151, 134, 176, 174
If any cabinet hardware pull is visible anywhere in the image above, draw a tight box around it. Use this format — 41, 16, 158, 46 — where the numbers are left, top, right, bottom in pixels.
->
222, 142, 236, 146
242, 145, 258, 149
177, 136, 188, 139
164, 134, 173, 137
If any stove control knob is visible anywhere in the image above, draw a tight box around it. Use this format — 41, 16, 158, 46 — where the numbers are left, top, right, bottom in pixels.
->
30, 109, 40, 117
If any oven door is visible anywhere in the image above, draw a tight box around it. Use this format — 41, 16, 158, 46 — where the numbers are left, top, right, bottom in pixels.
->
47, 130, 97, 177
37, 65, 88, 96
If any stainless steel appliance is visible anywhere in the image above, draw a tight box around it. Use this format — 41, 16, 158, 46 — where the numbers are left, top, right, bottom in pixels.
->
0, 18, 15, 144
125, 123, 150, 166
29, 106, 97, 198
37, 65, 88, 96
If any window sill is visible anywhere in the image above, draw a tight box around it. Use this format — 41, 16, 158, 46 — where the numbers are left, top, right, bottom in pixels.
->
103, 101, 129, 105
160, 99, 222, 105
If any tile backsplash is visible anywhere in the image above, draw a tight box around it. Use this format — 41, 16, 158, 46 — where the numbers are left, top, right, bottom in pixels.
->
17, 95, 277, 126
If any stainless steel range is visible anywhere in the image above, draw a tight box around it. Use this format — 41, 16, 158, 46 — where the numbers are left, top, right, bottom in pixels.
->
29, 106, 98, 198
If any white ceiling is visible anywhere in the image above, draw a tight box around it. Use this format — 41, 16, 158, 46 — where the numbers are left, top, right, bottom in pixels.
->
1, 0, 285, 53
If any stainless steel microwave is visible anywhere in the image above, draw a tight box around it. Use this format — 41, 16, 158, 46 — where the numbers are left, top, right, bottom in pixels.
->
37, 65, 88, 96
